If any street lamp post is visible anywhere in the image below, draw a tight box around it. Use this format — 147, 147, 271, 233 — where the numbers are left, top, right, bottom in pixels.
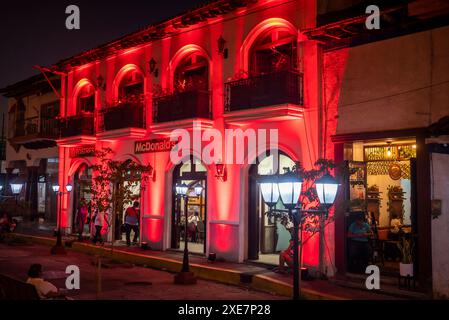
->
259, 168, 339, 300
174, 182, 203, 284
51, 183, 73, 255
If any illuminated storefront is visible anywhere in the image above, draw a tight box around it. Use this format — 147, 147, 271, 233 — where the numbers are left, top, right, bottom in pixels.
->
46, 0, 449, 296
54, 0, 323, 271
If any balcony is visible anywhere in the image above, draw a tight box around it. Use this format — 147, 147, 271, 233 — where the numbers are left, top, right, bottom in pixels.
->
96, 103, 146, 140
224, 70, 304, 124
152, 90, 213, 134
9, 117, 59, 149
57, 114, 96, 147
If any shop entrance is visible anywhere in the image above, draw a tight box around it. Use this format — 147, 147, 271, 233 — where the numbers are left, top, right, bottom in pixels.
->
111, 160, 141, 243
344, 141, 418, 276
72, 164, 92, 236
171, 157, 207, 254
248, 152, 296, 265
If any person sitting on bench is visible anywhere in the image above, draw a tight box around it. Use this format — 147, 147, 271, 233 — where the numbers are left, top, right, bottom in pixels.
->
26, 264, 63, 299
274, 236, 299, 274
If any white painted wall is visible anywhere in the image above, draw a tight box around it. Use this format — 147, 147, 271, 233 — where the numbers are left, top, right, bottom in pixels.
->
336, 26, 449, 135
431, 152, 449, 298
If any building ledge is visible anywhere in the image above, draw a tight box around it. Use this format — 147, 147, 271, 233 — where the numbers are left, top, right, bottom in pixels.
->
150, 118, 214, 135
223, 104, 304, 126
9, 135, 57, 150
56, 135, 97, 147
96, 127, 147, 141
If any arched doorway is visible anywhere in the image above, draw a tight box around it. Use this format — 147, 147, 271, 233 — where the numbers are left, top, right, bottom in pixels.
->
72, 164, 92, 236
111, 159, 142, 243
171, 156, 207, 254
248, 151, 296, 264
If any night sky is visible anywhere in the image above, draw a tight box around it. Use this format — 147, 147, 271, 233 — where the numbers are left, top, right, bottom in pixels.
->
0, 0, 207, 103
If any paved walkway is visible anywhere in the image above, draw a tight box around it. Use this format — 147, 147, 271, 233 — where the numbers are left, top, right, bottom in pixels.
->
3, 232, 405, 300
0, 242, 285, 300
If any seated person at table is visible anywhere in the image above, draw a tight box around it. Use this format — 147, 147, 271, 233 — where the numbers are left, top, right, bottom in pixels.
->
348, 215, 373, 273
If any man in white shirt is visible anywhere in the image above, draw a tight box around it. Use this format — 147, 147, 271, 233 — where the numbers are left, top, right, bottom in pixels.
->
188, 212, 200, 226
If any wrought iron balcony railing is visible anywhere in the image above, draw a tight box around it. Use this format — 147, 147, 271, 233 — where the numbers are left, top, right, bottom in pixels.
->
60, 114, 95, 138
224, 70, 304, 112
98, 103, 145, 132
153, 90, 211, 123
11, 116, 59, 138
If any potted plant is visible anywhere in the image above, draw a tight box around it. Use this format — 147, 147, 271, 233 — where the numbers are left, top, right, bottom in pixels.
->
397, 237, 414, 277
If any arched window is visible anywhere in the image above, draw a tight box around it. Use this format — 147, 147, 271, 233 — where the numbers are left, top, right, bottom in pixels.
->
174, 53, 209, 93
249, 28, 297, 75
118, 70, 144, 104
257, 152, 296, 175
77, 83, 95, 113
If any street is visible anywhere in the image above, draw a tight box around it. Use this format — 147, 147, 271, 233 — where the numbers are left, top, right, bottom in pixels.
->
0, 241, 285, 300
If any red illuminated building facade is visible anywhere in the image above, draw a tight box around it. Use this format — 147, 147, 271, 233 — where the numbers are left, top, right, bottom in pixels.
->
35, 0, 449, 296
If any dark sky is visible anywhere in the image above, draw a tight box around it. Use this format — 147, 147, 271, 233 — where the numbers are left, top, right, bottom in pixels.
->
0, 0, 207, 91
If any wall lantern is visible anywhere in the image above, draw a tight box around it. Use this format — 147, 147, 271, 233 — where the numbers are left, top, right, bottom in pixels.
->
215, 161, 227, 181
0, 185, 3, 192
96, 75, 105, 90
217, 36, 228, 59
148, 58, 159, 77
315, 172, 339, 209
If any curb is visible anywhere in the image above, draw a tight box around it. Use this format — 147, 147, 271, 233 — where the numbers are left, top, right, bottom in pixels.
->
7, 233, 341, 300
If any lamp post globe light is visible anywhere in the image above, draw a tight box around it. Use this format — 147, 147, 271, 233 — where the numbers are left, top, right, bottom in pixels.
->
277, 170, 303, 300
258, 168, 338, 300
174, 183, 198, 285
315, 173, 339, 209
10, 178, 24, 205
51, 182, 73, 255
194, 183, 203, 197
259, 175, 280, 208
10, 183, 23, 195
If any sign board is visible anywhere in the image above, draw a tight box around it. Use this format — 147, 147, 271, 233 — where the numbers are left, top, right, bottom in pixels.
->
135, 138, 177, 154
69, 145, 96, 158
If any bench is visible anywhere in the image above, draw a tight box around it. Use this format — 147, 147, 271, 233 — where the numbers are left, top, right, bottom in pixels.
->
0, 274, 40, 300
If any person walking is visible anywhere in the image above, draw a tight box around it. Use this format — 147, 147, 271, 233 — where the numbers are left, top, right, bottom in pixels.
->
76, 198, 89, 241
92, 210, 104, 245
124, 201, 140, 246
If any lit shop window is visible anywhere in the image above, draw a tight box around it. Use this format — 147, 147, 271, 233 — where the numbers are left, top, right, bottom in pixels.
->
257, 153, 295, 175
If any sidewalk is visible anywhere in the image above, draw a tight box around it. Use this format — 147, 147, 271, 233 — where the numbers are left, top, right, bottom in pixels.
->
5, 232, 403, 300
